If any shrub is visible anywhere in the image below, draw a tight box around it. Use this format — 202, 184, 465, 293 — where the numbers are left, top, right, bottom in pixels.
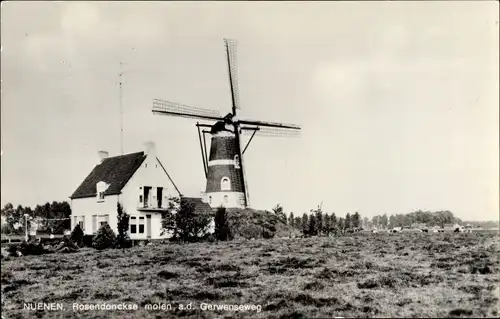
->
204, 234, 216, 243
19, 240, 46, 256
164, 199, 213, 242
70, 224, 84, 247
83, 235, 94, 247
214, 207, 231, 241
92, 224, 117, 250
7, 244, 19, 256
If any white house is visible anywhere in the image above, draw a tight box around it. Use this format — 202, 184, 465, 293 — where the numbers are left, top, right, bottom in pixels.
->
69, 142, 205, 240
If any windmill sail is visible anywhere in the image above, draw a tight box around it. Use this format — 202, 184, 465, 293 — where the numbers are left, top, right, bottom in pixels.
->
224, 39, 241, 111
153, 99, 223, 121
224, 38, 249, 207
241, 126, 301, 138
238, 119, 301, 130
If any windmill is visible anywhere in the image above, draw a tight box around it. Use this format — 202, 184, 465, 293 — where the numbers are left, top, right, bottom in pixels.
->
152, 39, 301, 209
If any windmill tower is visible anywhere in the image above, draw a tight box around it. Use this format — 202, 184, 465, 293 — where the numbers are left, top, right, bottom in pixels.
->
152, 39, 301, 209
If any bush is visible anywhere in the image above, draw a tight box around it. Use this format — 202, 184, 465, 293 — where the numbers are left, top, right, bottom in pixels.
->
92, 224, 117, 250
19, 240, 47, 256
70, 224, 84, 247
7, 244, 19, 257
119, 239, 133, 248
224, 209, 296, 239
83, 235, 94, 247
214, 207, 231, 241
165, 199, 213, 242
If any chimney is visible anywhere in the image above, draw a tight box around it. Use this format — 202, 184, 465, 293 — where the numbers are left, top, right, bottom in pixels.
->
144, 141, 156, 157
98, 150, 109, 163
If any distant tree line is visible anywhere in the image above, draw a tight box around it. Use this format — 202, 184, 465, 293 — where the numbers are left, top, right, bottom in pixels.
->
1, 201, 71, 235
270, 204, 468, 236
271, 204, 362, 237
370, 210, 462, 229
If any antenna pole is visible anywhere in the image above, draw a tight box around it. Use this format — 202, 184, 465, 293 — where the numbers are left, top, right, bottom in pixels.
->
119, 62, 124, 155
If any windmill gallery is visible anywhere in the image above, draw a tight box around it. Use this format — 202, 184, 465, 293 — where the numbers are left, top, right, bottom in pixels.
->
69, 39, 301, 240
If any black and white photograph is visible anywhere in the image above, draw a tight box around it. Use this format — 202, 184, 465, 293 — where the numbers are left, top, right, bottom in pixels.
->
1, 1, 499, 318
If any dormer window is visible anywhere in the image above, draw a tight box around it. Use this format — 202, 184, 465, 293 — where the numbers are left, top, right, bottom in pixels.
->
234, 155, 240, 169
96, 181, 108, 202
221, 177, 231, 191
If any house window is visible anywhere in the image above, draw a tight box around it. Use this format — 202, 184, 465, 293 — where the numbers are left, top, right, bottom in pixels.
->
221, 177, 231, 191
78, 215, 85, 231
234, 155, 240, 169
96, 181, 108, 202
209, 196, 212, 205
139, 217, 145, 234
223, 195, 228, 205
143, 186, 152, 208
130, 216, 137, 234
92, 215, 97, 234
157, 187, 163, 208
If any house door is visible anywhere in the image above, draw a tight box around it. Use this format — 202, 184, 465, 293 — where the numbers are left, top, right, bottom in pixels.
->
146, 215, 152, 239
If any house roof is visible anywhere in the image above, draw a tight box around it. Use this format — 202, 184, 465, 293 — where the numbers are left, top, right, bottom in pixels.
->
70, 152, 147, 199
181, 197, 214, 215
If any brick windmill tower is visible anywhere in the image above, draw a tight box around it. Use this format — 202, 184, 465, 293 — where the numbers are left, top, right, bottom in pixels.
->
152, 39, 301, 209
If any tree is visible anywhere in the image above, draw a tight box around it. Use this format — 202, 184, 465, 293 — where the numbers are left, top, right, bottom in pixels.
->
294, 216, 302, 230
308, 214, 317, 236
389, 215, 396, 228
2, 202, 74, 235
70, 224, 84, 247
315, 208, 323, 235
380, 214, 388, 229
337, 217, 345, 233
345, 213, 351, 230
169, 198, 212, 242
362, 217, 370, 229
289, 212, 295, 228
330, 213, 337, 233
301, 213, 309, 235
323, 212, 331, 236
214, 206, 231, 241
92, 224, 117, 250
272, 204, 286, 223
352, 212, 361, 229
116, 203, 130, 248
1, 203, 20, 234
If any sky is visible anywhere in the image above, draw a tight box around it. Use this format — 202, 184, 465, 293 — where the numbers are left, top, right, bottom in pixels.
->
1, 1, 498, 221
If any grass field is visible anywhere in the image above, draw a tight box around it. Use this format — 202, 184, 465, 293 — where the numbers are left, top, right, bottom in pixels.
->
1, 231, 499, 318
